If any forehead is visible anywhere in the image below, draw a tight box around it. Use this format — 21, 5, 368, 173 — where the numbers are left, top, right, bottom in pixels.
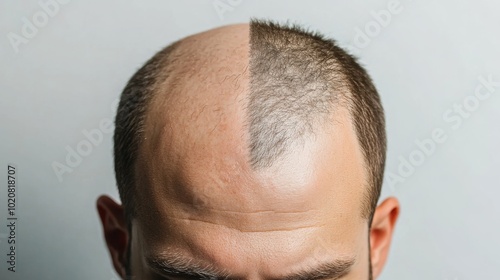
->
136, 108, 368, 270
133, 24, 368, 275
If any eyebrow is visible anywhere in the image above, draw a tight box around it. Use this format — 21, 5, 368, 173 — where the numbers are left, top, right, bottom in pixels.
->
147, 255, 355, 280
147, 255, 233, 280
272, 259, 355, 280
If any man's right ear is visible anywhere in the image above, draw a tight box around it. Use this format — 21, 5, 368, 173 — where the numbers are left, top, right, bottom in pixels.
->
96, 195, 129, 279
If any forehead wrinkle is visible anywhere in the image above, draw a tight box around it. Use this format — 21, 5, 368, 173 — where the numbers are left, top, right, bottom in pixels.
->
170, 216, 326, 233
177, 206, 320, 215
160, 196, 328, 233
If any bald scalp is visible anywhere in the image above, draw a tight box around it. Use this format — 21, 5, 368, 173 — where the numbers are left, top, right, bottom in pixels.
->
114, 19, 386, 223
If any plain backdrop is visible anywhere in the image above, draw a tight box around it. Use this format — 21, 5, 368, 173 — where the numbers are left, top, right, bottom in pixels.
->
1, 1, 499, 279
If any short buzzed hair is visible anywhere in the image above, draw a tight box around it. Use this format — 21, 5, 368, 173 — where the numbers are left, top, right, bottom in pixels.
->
114, 19, 386, 224
248, 20, 386, 220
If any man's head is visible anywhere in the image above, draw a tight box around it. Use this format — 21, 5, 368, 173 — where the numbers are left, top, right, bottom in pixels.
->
97, 20, 399, 280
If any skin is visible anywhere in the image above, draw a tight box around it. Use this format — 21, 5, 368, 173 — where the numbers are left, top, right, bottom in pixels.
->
97, 24, 400, 280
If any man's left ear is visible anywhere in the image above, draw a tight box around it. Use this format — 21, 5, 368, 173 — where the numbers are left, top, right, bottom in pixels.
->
369, 197, 400, 278
96, 195, 130, 279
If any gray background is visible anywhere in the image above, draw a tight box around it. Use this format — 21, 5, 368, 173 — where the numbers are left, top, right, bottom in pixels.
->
1, 0, 499, 279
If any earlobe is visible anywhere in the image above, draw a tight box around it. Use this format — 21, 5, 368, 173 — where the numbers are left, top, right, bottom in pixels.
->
96, 195, 130, 279
369, 197, 400, 279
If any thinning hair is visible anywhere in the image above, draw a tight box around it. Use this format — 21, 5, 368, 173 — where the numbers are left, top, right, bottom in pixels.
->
248, 20, 386, 219
114, 19, 386, 224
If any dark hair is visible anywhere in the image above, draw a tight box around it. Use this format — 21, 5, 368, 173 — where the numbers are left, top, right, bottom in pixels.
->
114, 19, 386, 223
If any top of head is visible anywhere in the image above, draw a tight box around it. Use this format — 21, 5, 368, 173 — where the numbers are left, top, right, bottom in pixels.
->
113, 20, 386, 226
